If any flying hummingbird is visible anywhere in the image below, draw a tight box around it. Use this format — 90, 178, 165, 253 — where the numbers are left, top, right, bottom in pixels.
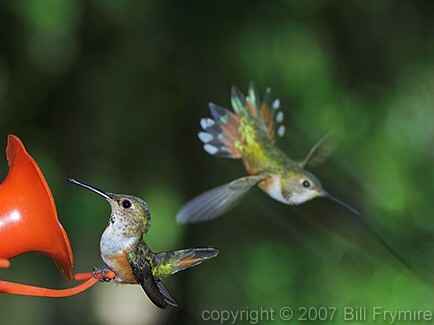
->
67, 178, 218, 308
176, 82, 359, 223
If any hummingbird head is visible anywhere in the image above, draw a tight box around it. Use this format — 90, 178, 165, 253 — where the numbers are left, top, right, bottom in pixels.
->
281, 169, 325, 205
67, 178, 151, 236
278, 169, 359, 215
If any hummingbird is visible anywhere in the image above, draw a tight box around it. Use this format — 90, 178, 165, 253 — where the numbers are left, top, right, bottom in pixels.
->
67, 178, 218, 308
176, 82, 359, 223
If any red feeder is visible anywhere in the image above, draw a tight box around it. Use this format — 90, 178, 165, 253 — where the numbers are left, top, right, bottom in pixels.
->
0, 134, 114, 297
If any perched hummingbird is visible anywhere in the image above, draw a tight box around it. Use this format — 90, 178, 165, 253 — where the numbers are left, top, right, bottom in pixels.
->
177, 82, 358, 223
68, 178, 218, 308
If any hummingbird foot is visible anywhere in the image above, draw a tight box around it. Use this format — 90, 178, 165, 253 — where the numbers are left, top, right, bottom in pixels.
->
92, 267, 115, 282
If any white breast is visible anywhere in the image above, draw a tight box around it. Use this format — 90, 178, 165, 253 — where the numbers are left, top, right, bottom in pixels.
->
100, 226, 137, 271
262, 176, 289, 204
260, 175, 315, 206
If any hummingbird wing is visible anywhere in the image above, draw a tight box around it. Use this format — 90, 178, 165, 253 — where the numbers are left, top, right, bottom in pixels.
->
299, 131, 336, 168
156, 281, 178, 307
127, 245, 178, 308
176, 175, 268, 223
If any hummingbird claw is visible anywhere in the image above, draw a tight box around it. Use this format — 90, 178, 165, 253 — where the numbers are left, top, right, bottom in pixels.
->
92, 267, 115, 282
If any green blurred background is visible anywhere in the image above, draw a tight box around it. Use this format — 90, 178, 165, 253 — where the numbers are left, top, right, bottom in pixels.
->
1, 0, 434, 324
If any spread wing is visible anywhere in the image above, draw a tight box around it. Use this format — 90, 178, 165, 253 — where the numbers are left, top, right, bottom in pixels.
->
299, 131, 336, 168
127, 245, 178, 308
176, 175, 268, 224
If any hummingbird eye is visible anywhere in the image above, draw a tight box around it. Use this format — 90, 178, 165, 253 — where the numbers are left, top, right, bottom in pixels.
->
302, 180, 311, 188
122, 200, 132, 209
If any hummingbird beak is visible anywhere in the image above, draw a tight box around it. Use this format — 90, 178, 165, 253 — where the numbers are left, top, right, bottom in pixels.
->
323, 192, 360, 215
67, 178, 111, 200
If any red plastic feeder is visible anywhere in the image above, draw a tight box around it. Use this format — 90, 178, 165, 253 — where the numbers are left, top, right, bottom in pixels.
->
0, 134, 114, 297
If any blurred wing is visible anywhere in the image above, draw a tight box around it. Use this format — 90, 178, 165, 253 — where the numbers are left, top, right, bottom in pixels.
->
128, 247, 178, 308
176, 175, 268, 223
299, 131, 336, 168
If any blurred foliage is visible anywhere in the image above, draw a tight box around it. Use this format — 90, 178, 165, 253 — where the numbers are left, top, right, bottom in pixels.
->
0, 0, 434, 324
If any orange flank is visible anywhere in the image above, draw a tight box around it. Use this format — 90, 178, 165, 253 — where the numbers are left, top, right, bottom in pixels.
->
108, 251, 137, 284
179, 257, 201, 269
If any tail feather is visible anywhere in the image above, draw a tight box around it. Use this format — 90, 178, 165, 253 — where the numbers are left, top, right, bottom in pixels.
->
176, 248, 219, 273
209, 103, 242, 147
231, 86, 249, 116
198, 83, 286, 159
246, 81, 261, 116
260, 87, 284, 143
198, 103, 243, 158
154, 248, 219, 278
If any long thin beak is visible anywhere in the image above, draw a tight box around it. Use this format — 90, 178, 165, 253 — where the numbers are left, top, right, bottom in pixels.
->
324, 193, 360, 215
67, 178, 111, 200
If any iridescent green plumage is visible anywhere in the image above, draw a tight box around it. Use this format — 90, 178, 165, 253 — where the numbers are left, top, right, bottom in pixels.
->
127, 240, 218, 308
